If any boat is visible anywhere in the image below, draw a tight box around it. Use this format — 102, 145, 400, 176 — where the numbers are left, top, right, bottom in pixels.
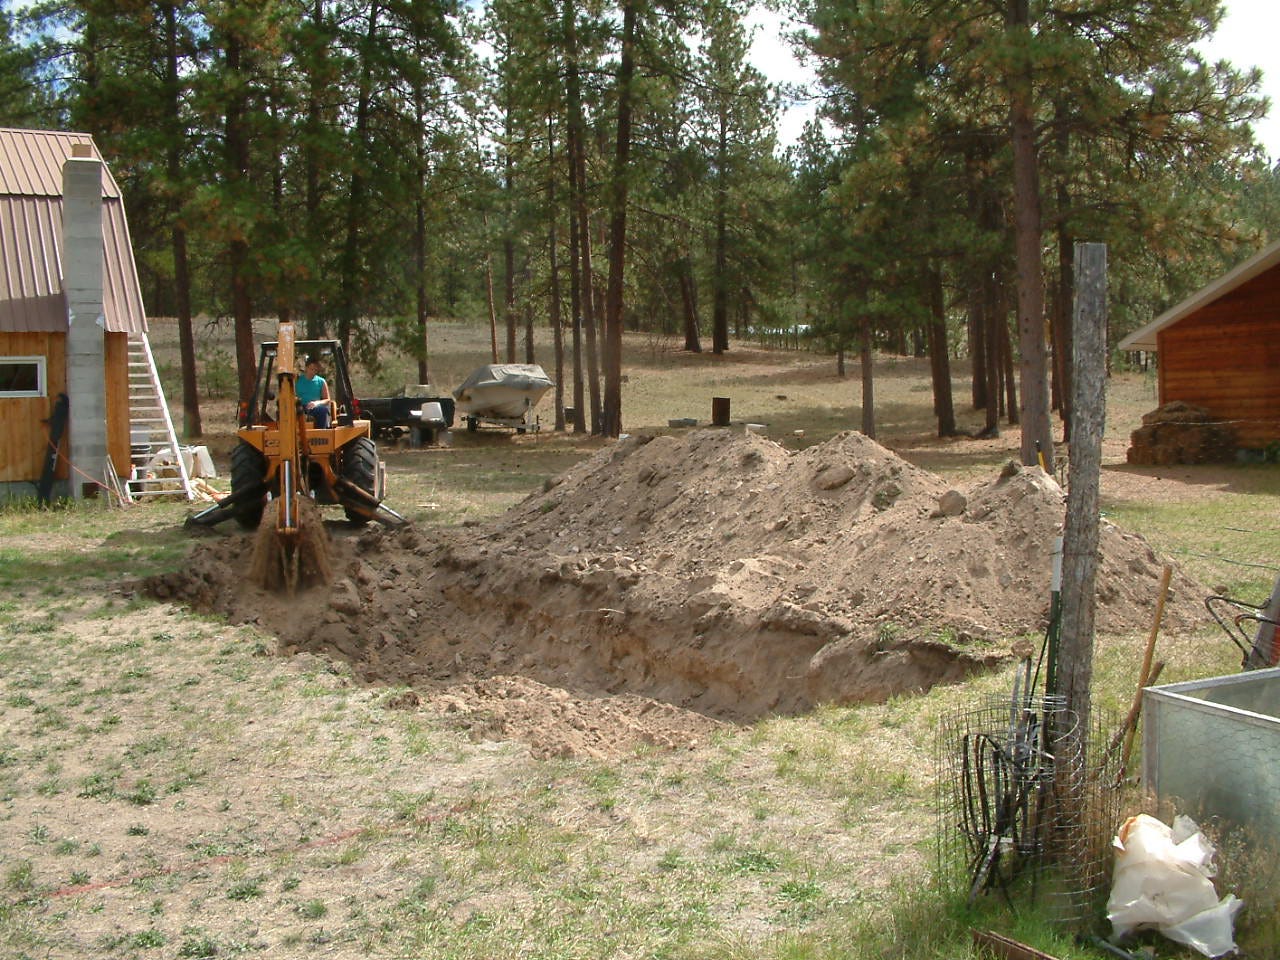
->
452, 363, 554, 431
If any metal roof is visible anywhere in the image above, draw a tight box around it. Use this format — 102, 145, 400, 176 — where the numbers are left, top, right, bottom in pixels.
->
0, 126, 121, 198
1119, 238, 1280, 351
0, 127, 145, 335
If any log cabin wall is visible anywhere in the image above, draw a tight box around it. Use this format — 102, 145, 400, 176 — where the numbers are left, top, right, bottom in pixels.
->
1157, 266, 1280, 449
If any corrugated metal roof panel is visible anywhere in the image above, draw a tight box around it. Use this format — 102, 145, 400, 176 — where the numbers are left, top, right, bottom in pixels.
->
102, 201, 147, 334
0, 129, 145, 335
1, 197, 147, 335
0, 127, 120, 199
0, 197, 64, 332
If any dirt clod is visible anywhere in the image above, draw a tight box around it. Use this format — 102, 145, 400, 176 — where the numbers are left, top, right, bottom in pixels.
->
248, 496, 333, 592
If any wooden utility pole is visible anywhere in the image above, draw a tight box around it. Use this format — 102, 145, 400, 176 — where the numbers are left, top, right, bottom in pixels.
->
1056, 242, 1107, 740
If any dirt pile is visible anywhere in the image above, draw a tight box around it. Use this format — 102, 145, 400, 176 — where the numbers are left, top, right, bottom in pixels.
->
147, 430, 1206, 755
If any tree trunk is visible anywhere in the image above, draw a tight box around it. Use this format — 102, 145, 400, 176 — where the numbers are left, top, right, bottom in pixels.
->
164, 2, 200, 437
600, 0, 635, 438
982, 267, 1000, 437
680, 257, 701, 352
414, 90, 430, 385
582, 245, 601, 432
1054, 205, 1074, 442
711, 114, 730, 354
547, 116, 566, 432
336, 0, 381, 353
302, 0, 327, 340
504, 96, 517, 364
1007, 0, 1054, 471
1001, 308, 1019, 426
563, 0, 598, 432
562, 26, 585, 434
523, 299, 535, 364
567, 198, 585, 431
970, 290, 987, 411
929, 266, 957, 437
581, 231, 599, 435
1050, 102, 1073, 439
483, 212, 499, 363
860, 315, 875, 438
225, 29, 256, 404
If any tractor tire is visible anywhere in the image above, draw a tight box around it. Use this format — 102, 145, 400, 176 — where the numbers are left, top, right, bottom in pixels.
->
229, 441, 267, 530
340, 435, 379, 524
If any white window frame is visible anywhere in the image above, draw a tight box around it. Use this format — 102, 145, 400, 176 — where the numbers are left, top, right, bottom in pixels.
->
0, 356, 47, 398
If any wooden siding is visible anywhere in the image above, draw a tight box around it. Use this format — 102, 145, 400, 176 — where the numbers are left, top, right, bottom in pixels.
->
105, 332, 129, 474
0, 330, 131, 486
0, 331, 66, 483
1157, 266, 1280, 448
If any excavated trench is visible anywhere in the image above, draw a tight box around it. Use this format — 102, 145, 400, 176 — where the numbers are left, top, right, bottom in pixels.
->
145, 430, 1207, 757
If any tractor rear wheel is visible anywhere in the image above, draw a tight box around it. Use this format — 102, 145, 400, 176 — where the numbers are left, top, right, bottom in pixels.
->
229, 441, 267, 530
340, 436, 379, 524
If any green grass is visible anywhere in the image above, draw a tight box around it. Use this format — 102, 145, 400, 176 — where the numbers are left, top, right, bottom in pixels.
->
1105, 476, 1280, 600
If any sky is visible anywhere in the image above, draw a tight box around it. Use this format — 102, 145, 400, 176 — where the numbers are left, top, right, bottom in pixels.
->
749, 0, 1280, 160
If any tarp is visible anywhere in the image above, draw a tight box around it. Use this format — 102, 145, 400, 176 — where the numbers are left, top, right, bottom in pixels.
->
453, 364, 553, 419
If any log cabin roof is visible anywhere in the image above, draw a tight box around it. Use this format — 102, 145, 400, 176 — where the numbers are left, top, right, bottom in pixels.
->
1119, 238, 1280, 351
0, 127, 146, 335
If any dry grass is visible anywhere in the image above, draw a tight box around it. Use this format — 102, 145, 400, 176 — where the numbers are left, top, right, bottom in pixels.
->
1, 320, 1276, 959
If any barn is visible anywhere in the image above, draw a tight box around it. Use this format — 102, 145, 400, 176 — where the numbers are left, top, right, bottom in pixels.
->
1120, 240, 1280, 454
0, 127, 170, 502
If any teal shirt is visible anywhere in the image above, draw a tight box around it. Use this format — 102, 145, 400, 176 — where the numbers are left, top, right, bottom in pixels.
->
296, 373, 327, 405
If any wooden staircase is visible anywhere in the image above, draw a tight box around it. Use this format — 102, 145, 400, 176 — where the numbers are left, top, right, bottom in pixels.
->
125, 332, 194, 501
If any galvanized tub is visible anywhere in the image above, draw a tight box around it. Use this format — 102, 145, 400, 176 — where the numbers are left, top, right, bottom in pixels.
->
1143, 667, 1280, 843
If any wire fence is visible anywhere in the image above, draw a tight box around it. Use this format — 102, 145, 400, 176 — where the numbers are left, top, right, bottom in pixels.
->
1098, 507, 1278, 601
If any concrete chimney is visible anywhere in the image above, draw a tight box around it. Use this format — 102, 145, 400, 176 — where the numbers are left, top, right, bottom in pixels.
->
62, 152, 108, 499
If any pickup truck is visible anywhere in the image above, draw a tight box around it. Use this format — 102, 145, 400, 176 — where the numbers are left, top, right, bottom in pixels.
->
359, 389, 456, 445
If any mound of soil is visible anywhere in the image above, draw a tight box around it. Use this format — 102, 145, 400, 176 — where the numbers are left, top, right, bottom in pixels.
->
146, 430, 1205, 756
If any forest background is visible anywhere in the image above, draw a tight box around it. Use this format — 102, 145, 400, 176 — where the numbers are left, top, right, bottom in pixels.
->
2, 0, 1278, 458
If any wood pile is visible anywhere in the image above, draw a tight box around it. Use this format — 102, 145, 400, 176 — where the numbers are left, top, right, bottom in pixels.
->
1126, 401, 1236, 465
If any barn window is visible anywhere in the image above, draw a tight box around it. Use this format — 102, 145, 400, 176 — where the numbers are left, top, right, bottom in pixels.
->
0, 356, 46, 398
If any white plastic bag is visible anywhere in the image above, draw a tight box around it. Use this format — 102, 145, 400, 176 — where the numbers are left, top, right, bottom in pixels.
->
1107, 813, 1243, 957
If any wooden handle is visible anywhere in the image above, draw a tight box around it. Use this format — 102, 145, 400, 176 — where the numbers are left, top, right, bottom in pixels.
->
1118, 565, 1173, 776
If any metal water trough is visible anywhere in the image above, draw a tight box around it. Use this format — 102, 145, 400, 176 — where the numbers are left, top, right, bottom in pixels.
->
1143, 666, 1280, 843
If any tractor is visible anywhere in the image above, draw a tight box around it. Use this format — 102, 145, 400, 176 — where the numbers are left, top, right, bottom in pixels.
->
187, 323, 406, 586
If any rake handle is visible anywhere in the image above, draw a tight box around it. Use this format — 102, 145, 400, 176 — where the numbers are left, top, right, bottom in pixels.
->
1118, 564, 1173, 776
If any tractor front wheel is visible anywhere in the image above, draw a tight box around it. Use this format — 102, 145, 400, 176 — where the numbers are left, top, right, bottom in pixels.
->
229, 441, 267, 530
340, 436, 379, 524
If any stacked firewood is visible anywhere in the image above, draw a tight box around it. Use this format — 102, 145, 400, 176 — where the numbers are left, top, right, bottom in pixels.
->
1126, 401, 1236, 465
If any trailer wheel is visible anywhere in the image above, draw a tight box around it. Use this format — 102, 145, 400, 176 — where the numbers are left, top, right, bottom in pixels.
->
229, 441, 267, 529
340, 436, 379, 524
466, 416, 478, 432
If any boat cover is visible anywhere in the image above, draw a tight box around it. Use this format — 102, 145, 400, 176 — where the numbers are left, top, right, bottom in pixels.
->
452, 363, 554, 416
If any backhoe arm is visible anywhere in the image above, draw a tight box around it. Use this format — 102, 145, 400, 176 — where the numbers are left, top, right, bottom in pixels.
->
274, 323, 302, 537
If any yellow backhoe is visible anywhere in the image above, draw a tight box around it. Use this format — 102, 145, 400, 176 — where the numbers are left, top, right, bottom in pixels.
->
187, 322, 406, 589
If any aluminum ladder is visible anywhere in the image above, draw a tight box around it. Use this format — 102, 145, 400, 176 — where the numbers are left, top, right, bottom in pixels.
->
125, 332, 194, 501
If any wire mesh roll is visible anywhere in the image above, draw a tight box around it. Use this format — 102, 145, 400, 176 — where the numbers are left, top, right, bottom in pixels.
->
937, 694, 1121, 928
